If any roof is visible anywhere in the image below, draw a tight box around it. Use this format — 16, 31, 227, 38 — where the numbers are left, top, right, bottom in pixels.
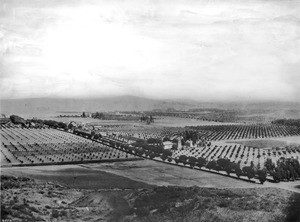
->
163, 141, 173, 145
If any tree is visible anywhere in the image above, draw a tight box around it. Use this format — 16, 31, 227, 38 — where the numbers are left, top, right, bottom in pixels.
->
163, 137, 171, 142
147, 138, 162, 144
264, 159, 275, 172
217, 159, 230, 171
172, 143, 178, 150
188, 156, 197, 168
162, 149, 172, 157
196, 157, 206, 168
235, 166, 243, 178
272, 170, 281, 183
10, 115, 26, 127
172, 138, 178, 144
149, 152, 156, 159
178, 155, 188, 165
206, 160, 217, 171
242, 166, 255, 180
257, 169, 267, 184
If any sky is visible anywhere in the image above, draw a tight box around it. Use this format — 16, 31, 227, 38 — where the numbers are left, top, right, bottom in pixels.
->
0, 0, 299, 102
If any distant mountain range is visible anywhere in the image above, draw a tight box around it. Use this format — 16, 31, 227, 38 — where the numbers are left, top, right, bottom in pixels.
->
1, 96, 299, 116
0, 96, 195, 115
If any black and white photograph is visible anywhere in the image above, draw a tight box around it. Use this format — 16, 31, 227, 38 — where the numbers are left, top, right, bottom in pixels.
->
0, 0, 300, 221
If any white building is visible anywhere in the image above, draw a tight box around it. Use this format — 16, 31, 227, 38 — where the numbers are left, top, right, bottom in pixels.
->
163, 141, 173, 149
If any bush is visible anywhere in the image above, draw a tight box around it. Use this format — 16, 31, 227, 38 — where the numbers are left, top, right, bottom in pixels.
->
51, 209, 59, 218
135, 207, 150, 217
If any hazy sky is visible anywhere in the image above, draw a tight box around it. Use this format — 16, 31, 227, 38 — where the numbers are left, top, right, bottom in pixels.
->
0, 0, 299, 101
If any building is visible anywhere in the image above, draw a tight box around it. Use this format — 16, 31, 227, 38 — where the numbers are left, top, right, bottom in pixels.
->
163, 141, 173, 149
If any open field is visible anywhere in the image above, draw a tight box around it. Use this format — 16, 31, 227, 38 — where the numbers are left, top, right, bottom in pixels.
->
226, 136, 300, 147
2, 160, 300, 193
80, 160, 262, 188
272, 136, 300, 145
0, 161, 260, 189
151, 116, 237, 127
1, 164, 153, 190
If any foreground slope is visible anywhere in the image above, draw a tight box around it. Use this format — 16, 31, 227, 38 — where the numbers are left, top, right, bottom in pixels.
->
1, 175, 299, 222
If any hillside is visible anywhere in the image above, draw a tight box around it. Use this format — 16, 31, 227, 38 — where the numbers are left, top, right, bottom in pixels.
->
1, 96, 299, 118
0, 96, 194, 114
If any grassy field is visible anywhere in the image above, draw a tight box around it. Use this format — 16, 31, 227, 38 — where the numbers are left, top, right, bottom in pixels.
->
152, 116, 237, 127
272, 136, 300, 145
1, 164, 152, 190
1, 160, 261, 189
3, 160, 300, 193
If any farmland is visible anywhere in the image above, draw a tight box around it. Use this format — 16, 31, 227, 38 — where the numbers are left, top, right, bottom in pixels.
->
0, 125, 140, 167
2, 117, 300, 184
1, 114, 300, 222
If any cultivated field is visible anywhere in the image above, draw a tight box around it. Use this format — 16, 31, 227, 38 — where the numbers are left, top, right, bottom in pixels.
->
0, 126, 140, 167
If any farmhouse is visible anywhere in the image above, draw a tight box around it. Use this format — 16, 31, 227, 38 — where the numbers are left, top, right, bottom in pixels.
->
163, 141, 173, 149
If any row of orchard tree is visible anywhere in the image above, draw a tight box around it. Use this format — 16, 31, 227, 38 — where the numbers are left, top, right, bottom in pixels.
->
173, 156, 268, 184
272, 119, 300, 128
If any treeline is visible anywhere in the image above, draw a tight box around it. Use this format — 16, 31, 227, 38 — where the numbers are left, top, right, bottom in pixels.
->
174, 156, 267, 184
29, 118, 68, 130
6, 115, 69, 131
272, 119, 300, 128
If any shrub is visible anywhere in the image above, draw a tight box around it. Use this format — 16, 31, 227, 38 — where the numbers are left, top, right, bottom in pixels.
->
135, 207, 150, 217
51, 209, 59, 218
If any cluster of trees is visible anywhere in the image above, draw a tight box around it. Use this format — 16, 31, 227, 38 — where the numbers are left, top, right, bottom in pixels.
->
272, 119, 300, 128
43, 120, 68, 130
140, 115, 154, 124
105, 139, 172, 160
180, 130, 209, 147
147, 138, 162, 145
92, 112, 105, 119
73, 128, 103, 140
10, 115, 26, 127
131, 139, 171, 156
9, 116, 69, 130
265, 158, 300, 182
181, 130, 199, 145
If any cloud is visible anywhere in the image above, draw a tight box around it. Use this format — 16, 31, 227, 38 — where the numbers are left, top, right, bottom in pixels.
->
0, 0, 299, 101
